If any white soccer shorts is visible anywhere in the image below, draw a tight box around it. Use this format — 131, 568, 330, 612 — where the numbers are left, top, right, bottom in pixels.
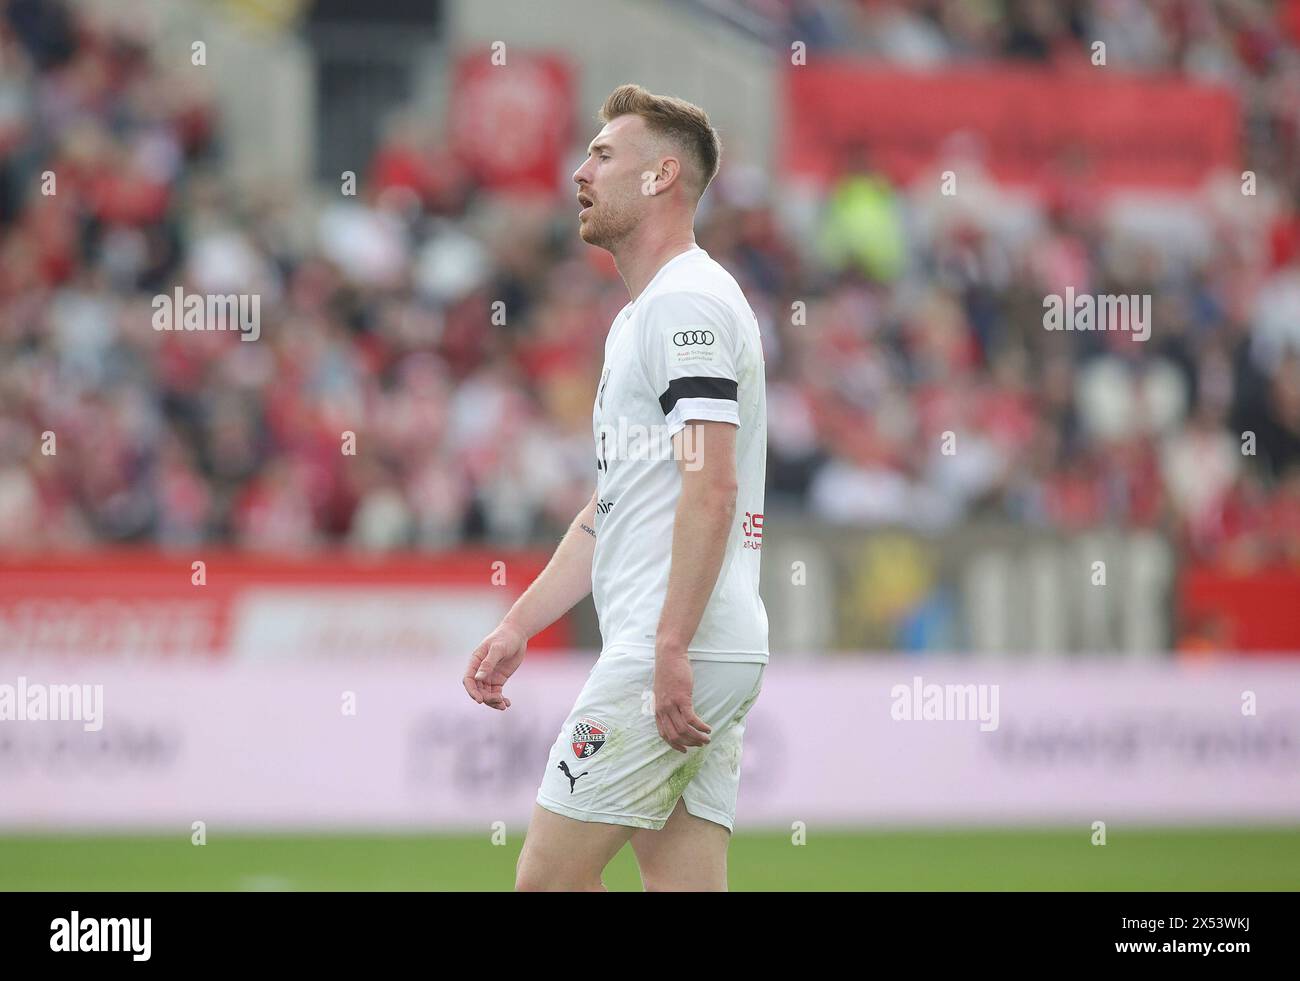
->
536, 650, 765, 832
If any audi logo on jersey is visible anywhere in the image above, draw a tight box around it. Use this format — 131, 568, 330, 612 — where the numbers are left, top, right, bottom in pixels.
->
673, 330, 714, 347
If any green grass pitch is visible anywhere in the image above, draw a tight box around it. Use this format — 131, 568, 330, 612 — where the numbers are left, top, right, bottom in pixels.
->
2, 828, 1298, 891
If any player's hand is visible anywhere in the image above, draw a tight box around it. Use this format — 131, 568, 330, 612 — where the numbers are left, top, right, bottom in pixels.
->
653, 653, 711, 753
463, 621, 527, 711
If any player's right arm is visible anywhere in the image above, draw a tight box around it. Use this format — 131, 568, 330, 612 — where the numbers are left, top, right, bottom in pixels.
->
462, 489, 599, 709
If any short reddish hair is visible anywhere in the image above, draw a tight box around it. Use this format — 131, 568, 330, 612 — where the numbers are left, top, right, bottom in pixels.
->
598, 84, 722, 198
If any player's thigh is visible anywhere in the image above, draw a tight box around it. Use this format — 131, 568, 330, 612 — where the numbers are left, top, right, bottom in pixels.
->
515, 803, 634, 891
630, 798, 731, 891
676, 661, 762, 830
630, 661, 764, 892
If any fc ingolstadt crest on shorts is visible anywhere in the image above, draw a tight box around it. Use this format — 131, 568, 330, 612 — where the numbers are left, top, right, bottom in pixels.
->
571, 718, 609, 760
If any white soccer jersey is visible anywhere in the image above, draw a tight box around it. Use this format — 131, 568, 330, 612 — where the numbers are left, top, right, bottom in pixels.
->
590, 246, 768, 662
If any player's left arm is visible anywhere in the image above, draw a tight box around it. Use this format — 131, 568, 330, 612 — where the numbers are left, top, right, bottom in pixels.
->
640, 290, 743, 753
654, 420, 737, 752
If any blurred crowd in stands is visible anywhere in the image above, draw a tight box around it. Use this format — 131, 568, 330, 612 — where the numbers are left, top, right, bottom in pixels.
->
1, 0, 1299, 570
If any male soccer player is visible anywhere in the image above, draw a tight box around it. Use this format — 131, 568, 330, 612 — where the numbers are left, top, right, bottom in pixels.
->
462, 84, 768, 892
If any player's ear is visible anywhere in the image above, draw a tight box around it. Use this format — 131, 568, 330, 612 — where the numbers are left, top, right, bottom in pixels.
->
646, 157, 680, 197
661, 157, 682, 192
